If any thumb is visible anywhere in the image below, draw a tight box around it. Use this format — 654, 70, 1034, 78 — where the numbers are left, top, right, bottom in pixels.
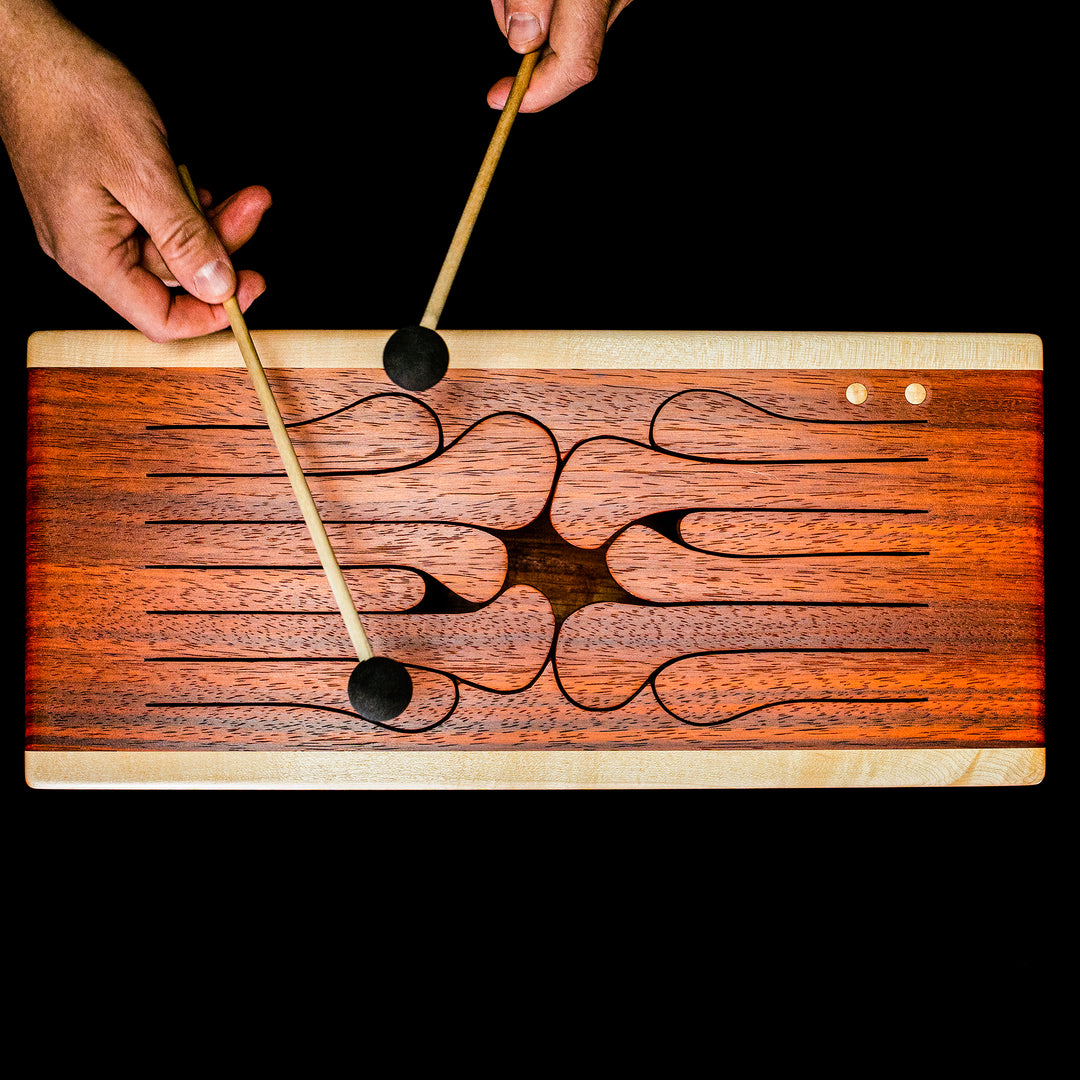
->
133, 169, 238, 304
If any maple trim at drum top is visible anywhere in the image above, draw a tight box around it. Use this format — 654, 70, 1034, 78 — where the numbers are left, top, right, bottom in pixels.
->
26, 328, 1044, 371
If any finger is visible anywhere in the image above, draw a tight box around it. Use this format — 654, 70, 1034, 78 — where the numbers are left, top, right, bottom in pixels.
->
206, 185, 273, 253
492, 0, 632, 48
607, 0, 634, 28
143, 185, 272, 285
528, 0, 608, 108
497, 0, 553, 53
487, 44, 596, 113
489, 0, 620, 112
117, 164, 240, 305
96, 263, 267, 343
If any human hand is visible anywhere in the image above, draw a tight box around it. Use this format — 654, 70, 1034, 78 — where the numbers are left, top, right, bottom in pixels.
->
0, 1, 270, 341
487, 0, 634, 112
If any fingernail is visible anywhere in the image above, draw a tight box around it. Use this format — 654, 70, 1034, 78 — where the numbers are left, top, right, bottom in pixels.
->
192, 259, 235, 300
508, 12, 541, 48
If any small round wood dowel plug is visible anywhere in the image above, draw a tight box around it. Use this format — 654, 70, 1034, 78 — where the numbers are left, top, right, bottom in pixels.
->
348, 655, 414, 724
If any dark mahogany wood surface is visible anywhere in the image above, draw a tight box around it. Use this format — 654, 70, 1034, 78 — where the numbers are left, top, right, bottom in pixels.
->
26, 360, 1043, 752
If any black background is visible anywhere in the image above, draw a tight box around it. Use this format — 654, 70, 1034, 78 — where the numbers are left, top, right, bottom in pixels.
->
8, 4, 1063, 959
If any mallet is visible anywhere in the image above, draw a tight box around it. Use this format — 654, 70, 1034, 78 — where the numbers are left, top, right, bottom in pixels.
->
179, 165, 412, 724
383, 48, 540, 391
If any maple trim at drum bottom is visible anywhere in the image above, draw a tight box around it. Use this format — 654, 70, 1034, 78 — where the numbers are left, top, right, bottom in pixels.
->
24, 747, 1045, 789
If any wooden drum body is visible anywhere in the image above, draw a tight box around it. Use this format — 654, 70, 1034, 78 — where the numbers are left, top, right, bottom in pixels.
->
25, 330, 1044, 787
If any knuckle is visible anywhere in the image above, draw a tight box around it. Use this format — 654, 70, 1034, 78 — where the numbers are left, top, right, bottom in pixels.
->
154, 212, 211, 264
562, 53, 599, 91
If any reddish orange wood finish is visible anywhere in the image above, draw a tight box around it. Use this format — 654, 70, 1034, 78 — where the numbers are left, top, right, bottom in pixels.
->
25, 366, 1044, 750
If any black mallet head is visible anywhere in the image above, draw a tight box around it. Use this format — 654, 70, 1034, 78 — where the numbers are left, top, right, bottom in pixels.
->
382, 325, 449, 391
348, 656, 414, 724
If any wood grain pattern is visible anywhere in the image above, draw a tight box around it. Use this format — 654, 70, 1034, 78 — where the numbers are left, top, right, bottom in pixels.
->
605, 526, 935, 603
24, 329, 1044, 370
142, 522, 507, 604
24, 330, 1044, 786
23, 749, 1044, 789
552, 444, 927, 547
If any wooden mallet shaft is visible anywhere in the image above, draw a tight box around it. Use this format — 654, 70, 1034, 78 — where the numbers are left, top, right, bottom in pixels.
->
178, 165, 374, 663
420, 48, 540, 330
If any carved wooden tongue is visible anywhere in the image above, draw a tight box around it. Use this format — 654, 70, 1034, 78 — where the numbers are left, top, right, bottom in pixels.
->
554, 603, 934, 714
544, 383, 937, 726
145, 371, 939, 730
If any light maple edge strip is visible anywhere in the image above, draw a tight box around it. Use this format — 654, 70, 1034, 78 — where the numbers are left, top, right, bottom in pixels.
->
24, 749, 1047, 789
420, 49, 540, 331
177, 165, 373, 663
24, 329, 1045, 370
